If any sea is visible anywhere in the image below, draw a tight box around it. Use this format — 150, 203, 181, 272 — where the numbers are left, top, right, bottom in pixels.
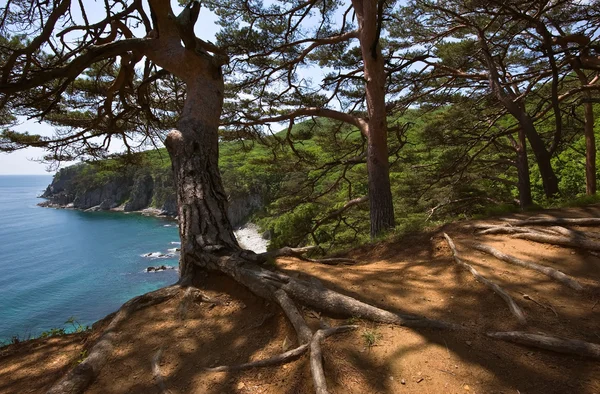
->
0, 175, 182, 341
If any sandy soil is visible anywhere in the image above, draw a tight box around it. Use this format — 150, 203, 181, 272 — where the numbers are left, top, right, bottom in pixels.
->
1, 206, 600, 394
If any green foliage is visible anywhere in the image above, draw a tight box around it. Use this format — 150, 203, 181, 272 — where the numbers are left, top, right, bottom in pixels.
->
39, 316, 90, 339
0, 316, 91, 348
362, 329, 382, 348
38, 327, 66, 339
73, 349, 88, 366
53, 96, 600, 253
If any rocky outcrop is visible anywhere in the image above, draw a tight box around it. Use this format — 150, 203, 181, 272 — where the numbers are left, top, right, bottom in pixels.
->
40, 165, 81, 206
124, 173, 154, 211
74, 177, 133, 210
40, 163, 265, 223
228, 193, 263, 227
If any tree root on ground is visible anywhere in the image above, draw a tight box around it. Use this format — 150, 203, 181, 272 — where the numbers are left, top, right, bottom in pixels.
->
512, 232, 600, 251
310, 325, 357, 394
470, 243, 583, 291
205, 344, 310, 372
487, 331, 600, 360
258, 246, 359, 265
46, 233, 599, 394
206, 324, 357, 394
152, 348, 168, 394
46, 284, 182, 394
443, 234, 527, 324
476, 225, 556, 236
518, 292, 559, 317
501, 217, 600, 227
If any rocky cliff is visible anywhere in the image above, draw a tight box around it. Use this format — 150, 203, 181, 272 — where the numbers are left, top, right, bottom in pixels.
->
40, 164, 263, 227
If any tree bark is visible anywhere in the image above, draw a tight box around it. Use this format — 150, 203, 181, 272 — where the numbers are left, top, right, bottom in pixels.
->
513, 129, 533, 208
583, 93, 596, 195
478, 33, 559, 199
165, 76, 240, 280
518, 113, 559, 198
352, 0, 395, 238
561, 42, 596, 195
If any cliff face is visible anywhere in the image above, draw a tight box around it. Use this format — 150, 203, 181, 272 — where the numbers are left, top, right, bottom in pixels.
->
40, 164, 263, 227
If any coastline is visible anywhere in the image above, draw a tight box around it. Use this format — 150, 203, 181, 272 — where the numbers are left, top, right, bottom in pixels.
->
37, 199, 177, 219
36, 197, 269, 252
1, 197, 268, 344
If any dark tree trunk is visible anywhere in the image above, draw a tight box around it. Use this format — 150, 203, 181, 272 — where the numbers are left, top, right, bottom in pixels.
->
518, 114, 559, 198
479, 33, 559, 200
572, 65, 597, 195
366, 127, 395, 238
352, 0, 395, 238
583, 97, 597, 195
515, 128, 533, 208
165, 77, 240, 280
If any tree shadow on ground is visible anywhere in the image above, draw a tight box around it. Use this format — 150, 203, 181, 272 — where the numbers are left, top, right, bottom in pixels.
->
13, 207, 600, 394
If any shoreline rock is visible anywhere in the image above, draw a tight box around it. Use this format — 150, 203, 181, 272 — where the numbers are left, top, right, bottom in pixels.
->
38, 166, 262, 225
38, 199, 178, 220
146, 265, 177, 272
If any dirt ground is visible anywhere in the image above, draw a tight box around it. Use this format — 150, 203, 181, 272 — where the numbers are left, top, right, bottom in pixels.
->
1, 206, 600, 394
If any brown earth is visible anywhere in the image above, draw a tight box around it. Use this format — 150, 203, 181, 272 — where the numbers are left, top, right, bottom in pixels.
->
1, 206, 600, 394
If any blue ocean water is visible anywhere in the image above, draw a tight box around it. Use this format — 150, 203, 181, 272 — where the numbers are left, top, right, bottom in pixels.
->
0, 175, 180, 341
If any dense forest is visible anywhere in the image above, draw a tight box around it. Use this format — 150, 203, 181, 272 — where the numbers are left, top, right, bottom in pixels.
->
43, 103, 600, 254
1, 1, 600, 393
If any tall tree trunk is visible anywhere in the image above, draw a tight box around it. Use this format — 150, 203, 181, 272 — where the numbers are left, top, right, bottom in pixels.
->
569, 53, 596, 195
514, 129, 533, 208
517, 114, 559, 198
583, 98, 596, 195
165, 77, 240, 280
479, 33, 559, 199
352, 0, 395, 238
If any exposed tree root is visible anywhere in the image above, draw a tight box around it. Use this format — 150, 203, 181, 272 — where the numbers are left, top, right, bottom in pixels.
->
178, 287, 222, 320
46, 285, 182, 394
470, 243, 583, 291
273, 289, 313, 344
512, 232, 600, 251
205, 255, 460, 331
46, 234, 598, 394
476, 225, 558, 236
502, 217, 600, 226
260, 246, 321, 260
302, 257, 359, 266
518, 293, 559, 317
259, 246, 359, 265
205, 325, 357, 382
443, 234, 527, 324
487, 331, 600, 360
152, 348, 168, 394
546, 225, 600, 240
205, 344, 309, 372
310, 325, 358, 394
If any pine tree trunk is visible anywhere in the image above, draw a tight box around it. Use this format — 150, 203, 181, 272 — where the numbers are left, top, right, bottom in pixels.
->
352, 0, 395, 238
165, 77, 240, 280
366, 125, 395, 238
583, 97, 596, 195
519, 114, 559, 198
515, 128, 533, 208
